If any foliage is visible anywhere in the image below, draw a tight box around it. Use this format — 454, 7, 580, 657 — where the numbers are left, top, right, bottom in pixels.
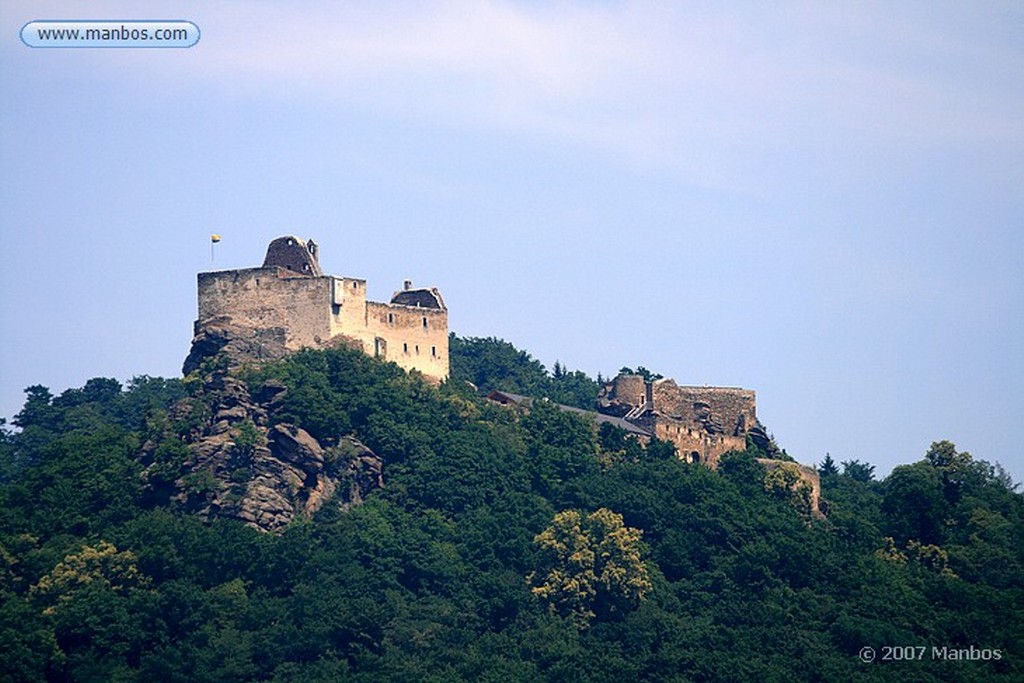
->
841, 459, 876, 482
449, 334, 599, 409
0, 352, 1022, 681
763, 462, 814, 516
818, 453, 839, 478
617, 366, 663, 381
528, 508, 651, 628
29, 541, 148, 616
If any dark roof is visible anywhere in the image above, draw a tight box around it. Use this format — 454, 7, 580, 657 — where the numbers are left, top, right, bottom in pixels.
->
486, 390, 652, 437
390, 287, 446, 310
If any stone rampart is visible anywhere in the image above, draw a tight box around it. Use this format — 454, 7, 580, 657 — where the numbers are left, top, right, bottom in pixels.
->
191, 237, 449, 381
651, 380, 758, 437
197, 268, 332, 350
365, 302, 448, 380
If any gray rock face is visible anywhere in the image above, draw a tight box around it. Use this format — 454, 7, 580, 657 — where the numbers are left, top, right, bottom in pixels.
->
182, 320, 290, 376
268, 424, 325, 474
142, 368, 384, 533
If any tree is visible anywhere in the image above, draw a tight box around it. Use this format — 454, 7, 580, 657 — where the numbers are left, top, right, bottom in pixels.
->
528, 508, 651, 628
882, 462, 946, 545
29, 541, 149, 616
617, 367, 663, 381
12, 385, 55, 430
819, 454, 839, 478
925, 439, 973, 504
840, 459, 875, 482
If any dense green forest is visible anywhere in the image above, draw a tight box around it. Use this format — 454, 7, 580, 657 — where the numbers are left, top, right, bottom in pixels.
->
1, 337, 1022, 682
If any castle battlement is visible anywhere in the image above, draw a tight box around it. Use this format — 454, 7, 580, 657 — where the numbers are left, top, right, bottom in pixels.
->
191, 236, 449, 381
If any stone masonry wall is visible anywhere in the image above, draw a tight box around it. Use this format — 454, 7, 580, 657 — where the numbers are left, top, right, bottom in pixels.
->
195, 263, 449, 382
651, 380, 758, 437
652, 417, 746, 468
329, 277, 369, 345
613, 375, 647, 409
197, 268, 333, 350
365, 302, 448, 380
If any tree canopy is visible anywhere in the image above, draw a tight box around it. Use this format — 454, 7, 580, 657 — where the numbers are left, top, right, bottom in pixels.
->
0, 340, 1021, 681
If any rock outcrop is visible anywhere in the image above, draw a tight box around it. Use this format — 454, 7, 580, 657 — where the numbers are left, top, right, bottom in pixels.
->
182, 318, 291, 375
142, 363, 383, 533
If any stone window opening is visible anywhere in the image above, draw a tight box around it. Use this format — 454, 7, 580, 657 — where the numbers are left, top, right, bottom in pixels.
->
415, 345, 420, 355
388, 313, 394, 325
431, 346, 436, 357
403, 342, 408, 354
422, 317, 428, 329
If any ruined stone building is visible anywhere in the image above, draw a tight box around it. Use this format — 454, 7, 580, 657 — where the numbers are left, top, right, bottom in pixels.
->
598, 373, 821, 515
190, 236, 449, 381
599, 375, 757, 468
187, 236, 819, 515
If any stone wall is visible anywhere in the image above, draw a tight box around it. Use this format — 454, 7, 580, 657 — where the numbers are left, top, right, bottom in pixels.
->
197, 267, 333, 351
262, 235, 323, 276
650, 380, 758, 437
193, 238, 450, 382
651, 417, 746, 468
599, 373, 758, 468
613, 374, 647, 409
329, 276, 369, 345
365, 301, 448, 380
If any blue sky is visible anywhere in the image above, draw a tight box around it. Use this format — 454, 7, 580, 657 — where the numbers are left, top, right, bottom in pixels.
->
2, 1, 1022, 481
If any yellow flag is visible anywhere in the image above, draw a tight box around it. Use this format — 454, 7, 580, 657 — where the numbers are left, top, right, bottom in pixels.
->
211, 234, 221, 243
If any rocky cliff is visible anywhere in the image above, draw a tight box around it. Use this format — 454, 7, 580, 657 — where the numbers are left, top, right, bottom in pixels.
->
182, 318, 291, 376
147, 326, 384, 533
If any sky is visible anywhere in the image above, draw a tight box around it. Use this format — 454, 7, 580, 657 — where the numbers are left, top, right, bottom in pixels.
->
1, 1, 1021, 482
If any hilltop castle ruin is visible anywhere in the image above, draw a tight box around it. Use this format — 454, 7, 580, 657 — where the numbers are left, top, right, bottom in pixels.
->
598, 375, 759, 468
598, 374, 821, 514
187, 236, 449, 381
186, 236, 819, 515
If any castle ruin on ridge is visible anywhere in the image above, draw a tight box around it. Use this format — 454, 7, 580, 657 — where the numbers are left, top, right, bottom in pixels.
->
595, 374, 821, 514
188, 235, 449, 381
598, 375, 756, 468
188, 236, 819, 514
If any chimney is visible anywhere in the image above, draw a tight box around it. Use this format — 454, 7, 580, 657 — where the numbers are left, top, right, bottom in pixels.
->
403, 279, 412, 291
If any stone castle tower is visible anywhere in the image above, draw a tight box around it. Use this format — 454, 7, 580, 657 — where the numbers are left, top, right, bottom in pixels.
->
188, 236, 449, 381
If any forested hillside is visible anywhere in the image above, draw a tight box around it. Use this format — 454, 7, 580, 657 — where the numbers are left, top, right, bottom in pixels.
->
1, 338, 1022, 682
